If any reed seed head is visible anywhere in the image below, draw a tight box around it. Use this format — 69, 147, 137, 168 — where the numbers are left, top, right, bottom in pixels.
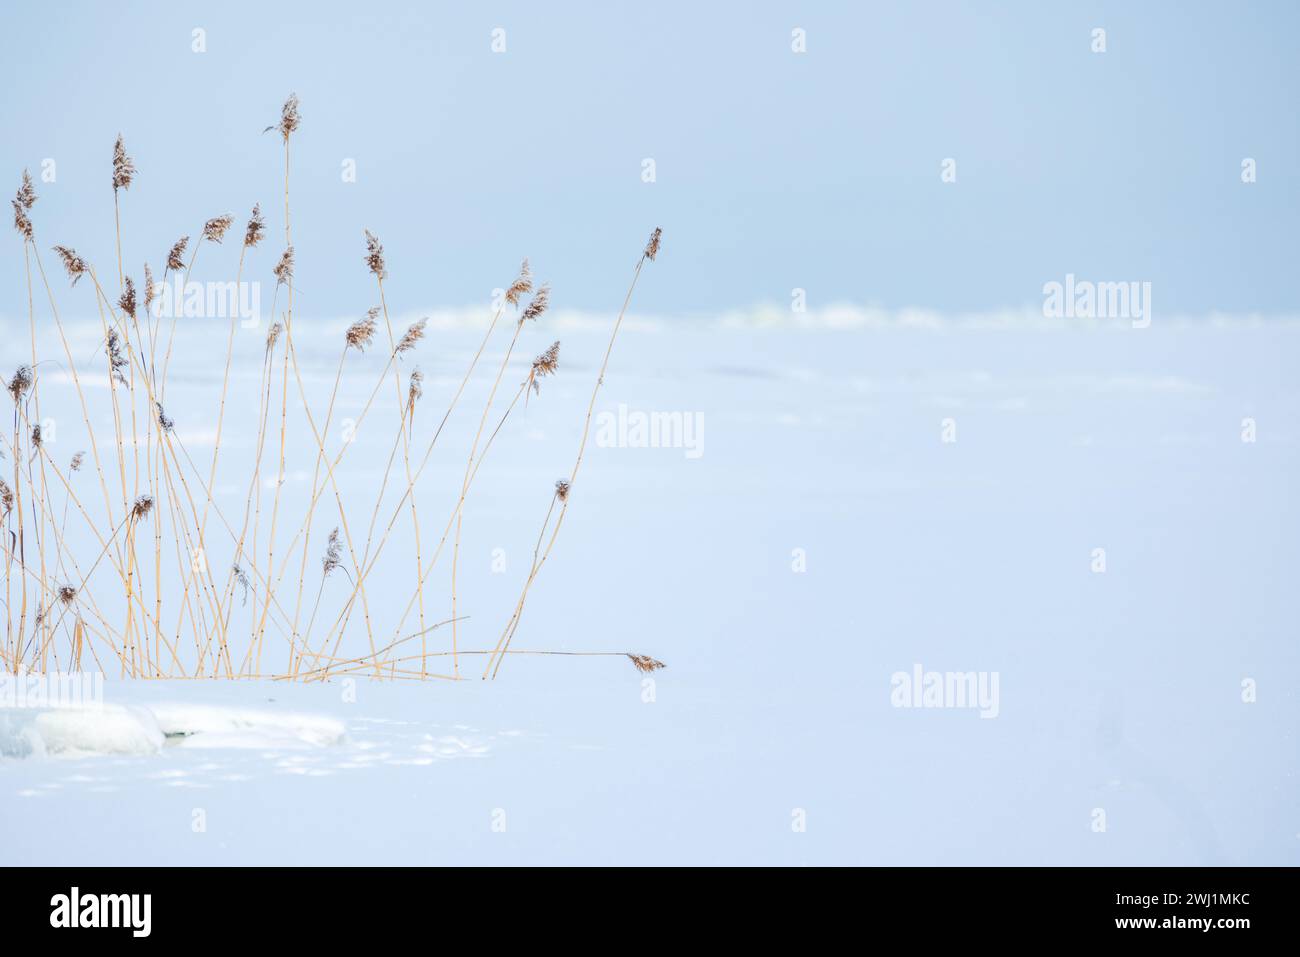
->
112, 135, 136, 192
166, 236, 189, 272
244, 203, 265, 248
266, 321, 283, 352
345, 309, 379, 351
274, 246, 294, 286
322, 527, 342, 576
627, 654, 665, 673
279, 93, 300, 142
13, 171, 35, 239
232, 564, 250, 606
70, 451, 85, 472
12, 199, 32, 241
555, 478, 570, 502
58, 584, 78, 605
644, 226, 662, 261
118, 275, 137, 318
396, 318, 427, 355
52, 245, 88, 285
407, 368, 424, 410
143, 263, 155, 310
7, 365, 32, 403
363, 230, 386, 279
16, 170, 35, 211
519, 283, 550, 324
30, 423, 42, 448
529, 340, 560, 398
505, 259, 532, 306
106, 331, 129, 385
202, 213, 235, 243
131, 494, 154, 522
155, 402, 174, 433
0, 478, 12, 514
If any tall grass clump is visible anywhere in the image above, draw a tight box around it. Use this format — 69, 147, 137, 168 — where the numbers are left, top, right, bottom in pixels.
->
2, 96, 662, 682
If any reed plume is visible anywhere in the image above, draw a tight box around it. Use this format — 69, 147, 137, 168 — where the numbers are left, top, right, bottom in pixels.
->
244, 204, 266, 248
278, 94, 300, 141
519, 284, 550, 323
202, 214, 235, 243
52, 246, 87, 285
166, 237, 189, 272
7, 366, 32, 403
118, 276, 137, 318
364, 230, 386, 279
395, 318, 426, 354
505, 259, 532, 305
130, 494, 154, 522
528, 341, 560, 398
112, 136, 135, 192
346, 310, 379, 351
274, 246, 294, 286
627, 654, 665, 673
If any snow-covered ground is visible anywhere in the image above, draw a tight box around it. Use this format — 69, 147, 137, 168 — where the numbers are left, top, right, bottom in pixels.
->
2, 309, 1298, 864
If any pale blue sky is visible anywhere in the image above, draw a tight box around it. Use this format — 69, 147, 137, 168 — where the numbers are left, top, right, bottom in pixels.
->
2, 0, 1297, 319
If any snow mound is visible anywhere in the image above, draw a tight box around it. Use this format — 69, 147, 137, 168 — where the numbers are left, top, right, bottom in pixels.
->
149, 703, 347, 750
0, 703, 344, 758
0, 705, 164, 758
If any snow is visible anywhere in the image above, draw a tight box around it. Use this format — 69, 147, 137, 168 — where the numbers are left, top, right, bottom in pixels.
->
1, 314, 1298, 864
0, 705, 163, 759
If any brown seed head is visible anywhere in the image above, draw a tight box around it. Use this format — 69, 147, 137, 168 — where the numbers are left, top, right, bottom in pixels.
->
627, 654, 665, 673
644, 226, 662, 261
118, 275, 137, 318
554, 478, 571, 502
52, 245, 88, 285
273, 246, 294, 286
519, 283, 550, 324
112, 135, 135, 192
58, 584, 78, 605
407, 368, 424, 410
279, 94, 300, 142
0, 478, 12, 514
166, 236, 189, 272
244, 203, 265, 248
12, 200, 32, 241
364, 230, 386, 279
322, 527, 342, 576
528, 340, 560, 401
155, 402, 174, 433
16, 170, 35, 211
345, 310, 378, 351
396, 318, 427, 355
505, 259, 532, 306
106, 331, 129, 385
143, 263, 155, 310
70, 451, 85, 472
266, 321, 283, 352
7, 365, 32, 403
203, 213, 235, 243
30, 423, 42, 448
131, 494, 154, 521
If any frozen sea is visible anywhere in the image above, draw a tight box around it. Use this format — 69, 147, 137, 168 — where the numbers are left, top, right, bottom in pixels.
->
1, 302, 1297, 865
